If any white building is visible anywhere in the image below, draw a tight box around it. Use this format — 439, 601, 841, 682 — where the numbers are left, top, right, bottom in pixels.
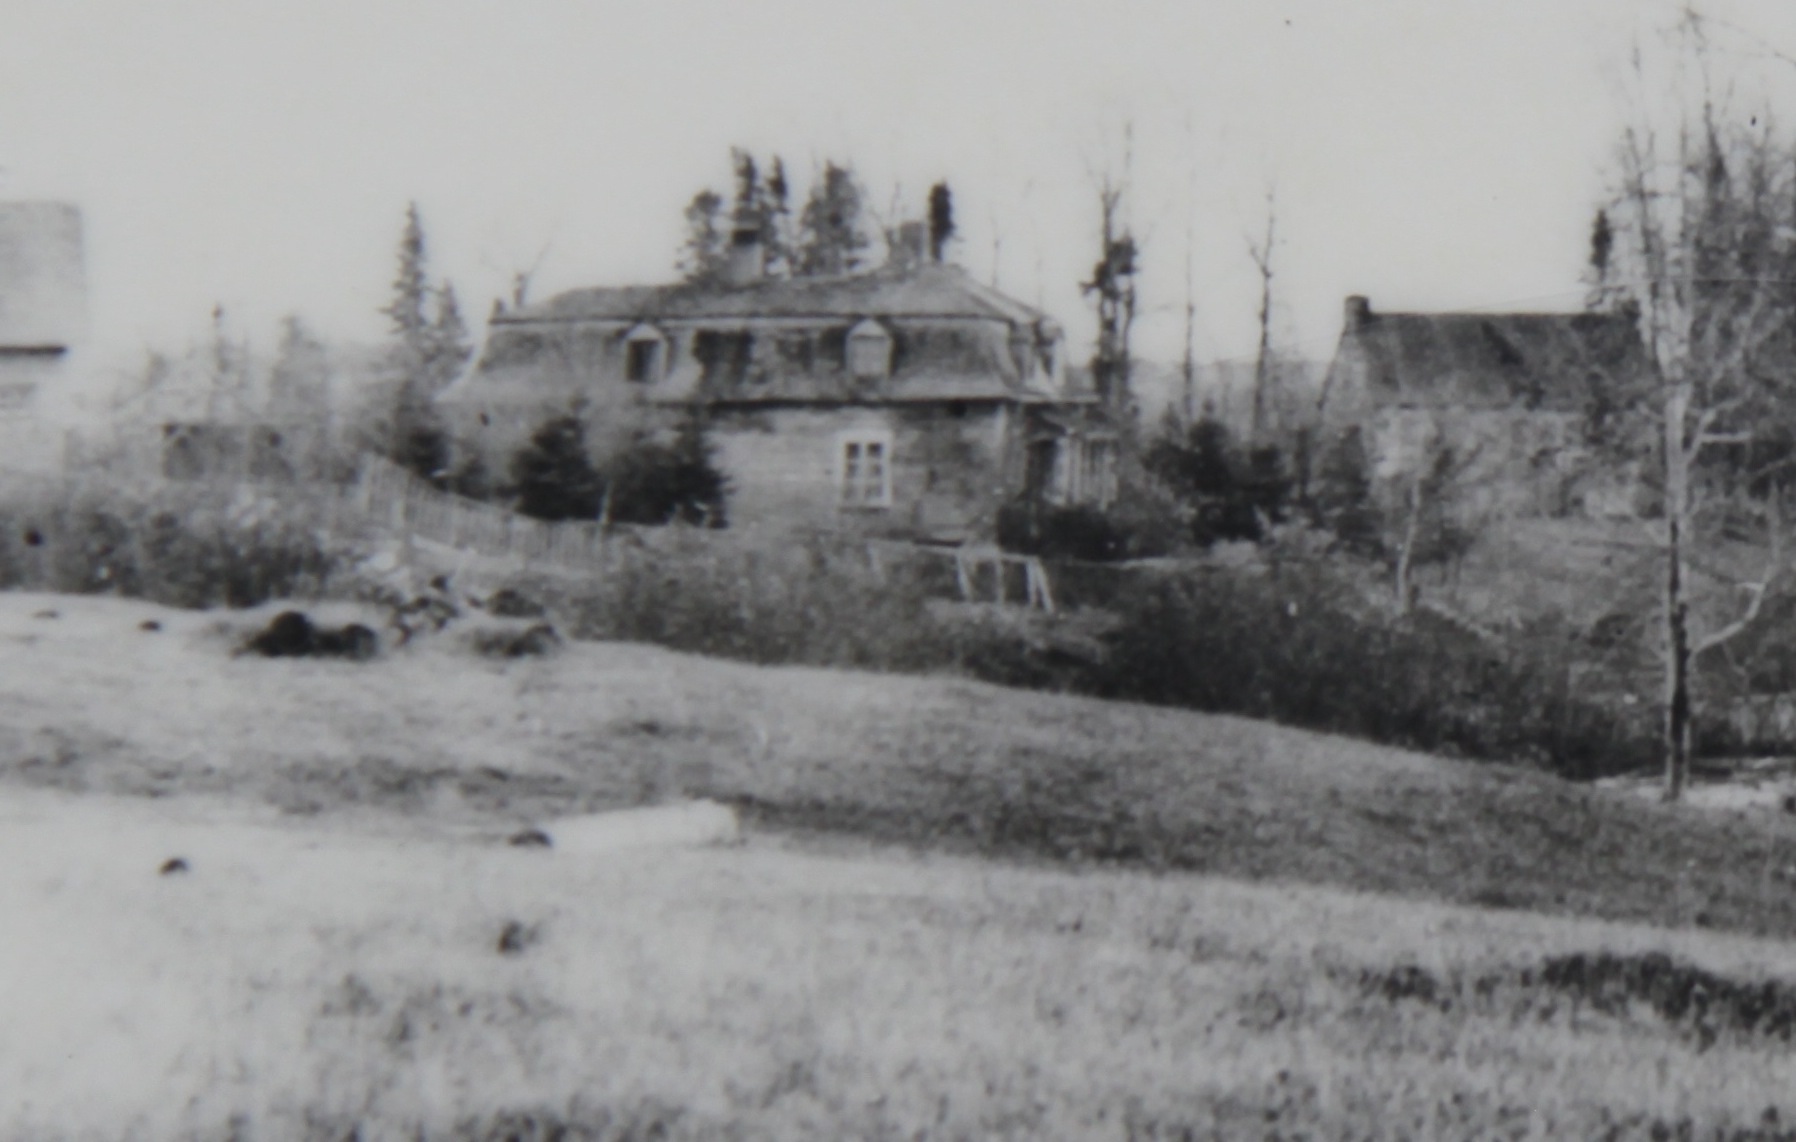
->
0, 202, 86, 477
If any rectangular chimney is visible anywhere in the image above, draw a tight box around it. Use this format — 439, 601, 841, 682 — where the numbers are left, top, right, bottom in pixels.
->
725, 221, 763, 286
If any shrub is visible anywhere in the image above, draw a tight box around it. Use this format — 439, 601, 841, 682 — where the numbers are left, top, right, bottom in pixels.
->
507, 412, 730, 527
603, 412, 729, 527
510, 415, 603, 522
997, 501, 1128, 561
996, 488, 1185, 563
1143, 415, 1292, 546
1091, 562, 1657, 779
0, 482, 348, 609
555, 531, 962, 671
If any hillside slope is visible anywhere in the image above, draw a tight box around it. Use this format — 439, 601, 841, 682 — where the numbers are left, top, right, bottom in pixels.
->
2, 591, 1794, 937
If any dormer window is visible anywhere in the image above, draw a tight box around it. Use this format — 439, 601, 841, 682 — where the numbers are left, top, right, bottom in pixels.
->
624, 323, 667, 383
846, 319, 893, 381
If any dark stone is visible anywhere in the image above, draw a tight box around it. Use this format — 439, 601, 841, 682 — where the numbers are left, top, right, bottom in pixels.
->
245, 610, 315, 657
312, 623, 379, 661
497, 920, 540, 955
470, 621, 562, 659
159, 857, 189, 876
486, 588, 547, 619
242, 611, 380, 660
508, 827, 552, 849
139, 620, 162, 632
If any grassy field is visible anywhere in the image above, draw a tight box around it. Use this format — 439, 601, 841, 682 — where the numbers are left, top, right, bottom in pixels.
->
8, 591, 1796, 1136
7, 591, 1796, 937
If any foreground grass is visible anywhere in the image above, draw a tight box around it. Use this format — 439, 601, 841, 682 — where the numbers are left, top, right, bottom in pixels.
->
3, 591, 1795, 941
5, 785, 1796, 1140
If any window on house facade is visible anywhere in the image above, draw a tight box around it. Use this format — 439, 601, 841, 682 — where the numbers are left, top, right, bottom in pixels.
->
695, 329, 754, 385
838, 432, 893, 507
1029, 435, 1118, 508
847, 319, 893, 380
624, 324, 666, 383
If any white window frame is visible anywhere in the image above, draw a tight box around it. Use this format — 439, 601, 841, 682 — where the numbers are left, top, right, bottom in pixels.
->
837, 430, 894, 508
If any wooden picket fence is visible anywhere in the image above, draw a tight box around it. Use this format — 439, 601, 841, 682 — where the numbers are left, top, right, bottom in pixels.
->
346, 456, 611, 570
340, 455, 1055, 609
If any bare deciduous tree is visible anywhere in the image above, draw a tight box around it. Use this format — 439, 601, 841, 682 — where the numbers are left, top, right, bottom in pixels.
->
1603, 9, 1796, 799
1246, 189, 1278, 443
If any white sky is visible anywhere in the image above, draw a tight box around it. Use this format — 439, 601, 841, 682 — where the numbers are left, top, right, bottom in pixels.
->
5, 0, 1796, 382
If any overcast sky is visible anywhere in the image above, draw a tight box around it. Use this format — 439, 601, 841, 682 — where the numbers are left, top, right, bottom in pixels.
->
5, 0, 1796, 383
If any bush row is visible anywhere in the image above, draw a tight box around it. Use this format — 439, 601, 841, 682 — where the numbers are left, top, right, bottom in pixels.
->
0, 480, 1659, 780
530, 532, 1658, 780
0, 483, 349, 609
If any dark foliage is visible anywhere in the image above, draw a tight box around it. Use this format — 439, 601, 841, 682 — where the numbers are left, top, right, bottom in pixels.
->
1309, 426, 1384, 556
0, 495, 342, 610
795, 161, 872, 276
603, 414, 730, 527
485, 587, 546, 619
509, 416, 603, 522
1091, 564, 1656, 779
507, 413, 728, 527
996, 501, 1129, 562
1144, 415, 1291, 545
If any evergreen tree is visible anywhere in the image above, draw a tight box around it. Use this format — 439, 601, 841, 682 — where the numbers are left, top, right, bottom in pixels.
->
1585, 207, 1625, 313
927, 181, 955, 263
605, 411, 730, 526
679, 189, 730, 283
382, 202, 431, 354
379, 203, 459, 481
426, 280, 472, 390
510, 414, 603, 521
267, 315, 329, 421
762, 156, 793, 277
1311, 426, 1382, 557
267, 315, 335, 479
795, 162, 871, 276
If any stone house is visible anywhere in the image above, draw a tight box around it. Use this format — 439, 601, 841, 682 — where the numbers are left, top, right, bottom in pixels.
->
1317, 295, 1650, 518
438, 237, 1114, 543
0, 202, 85, 477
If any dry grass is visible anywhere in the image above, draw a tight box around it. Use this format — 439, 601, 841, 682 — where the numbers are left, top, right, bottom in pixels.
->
1, 786, 1795, 1140
4, 591, 1796, 938
12, 591, 1796, 1135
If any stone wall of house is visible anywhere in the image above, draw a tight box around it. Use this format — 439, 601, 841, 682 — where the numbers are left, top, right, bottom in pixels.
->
1366, 406, 1594, 520
446, 388, 1021, 542
709, 403, 1015, 541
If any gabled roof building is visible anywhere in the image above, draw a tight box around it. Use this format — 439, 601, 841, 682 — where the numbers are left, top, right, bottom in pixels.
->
1319, 295, 1651, 517
441, 239, 1114, 542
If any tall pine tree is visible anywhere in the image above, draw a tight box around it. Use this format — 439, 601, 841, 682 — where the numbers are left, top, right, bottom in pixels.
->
381, 202, 454, 481
678, 189, 730, 284
795, 162, 871, 276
